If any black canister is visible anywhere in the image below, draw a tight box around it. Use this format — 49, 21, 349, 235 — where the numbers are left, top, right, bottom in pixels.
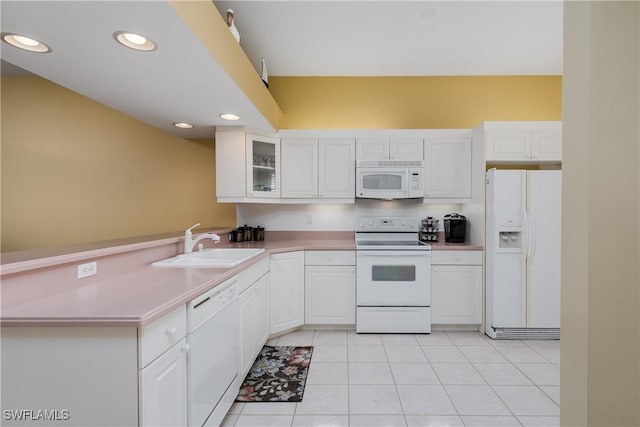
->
234, 228, 244, 242
242, 225, 253, 242
252, 226, 265, 241
444, 213, 467, 243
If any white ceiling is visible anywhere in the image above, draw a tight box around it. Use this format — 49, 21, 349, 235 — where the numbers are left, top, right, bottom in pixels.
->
1, 1, 563, 138
1, 0, 274, 138
215, 0, 563, 77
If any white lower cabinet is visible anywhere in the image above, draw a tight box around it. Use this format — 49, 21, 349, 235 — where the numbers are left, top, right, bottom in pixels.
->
270, 251, 305, 334
239, 283, 258, 377
139, 338, 188, 427
304, 251, 356, 325
1, 306, 188, 427
431, 251, 483, 325
138, 306, 188, 427
305, 266, 355, 324
254, 273, 271, 348
239, 271, 271, 378
2, 327, 140, 427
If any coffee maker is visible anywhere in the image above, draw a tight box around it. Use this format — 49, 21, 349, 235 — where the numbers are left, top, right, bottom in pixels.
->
444, 213, 467, 243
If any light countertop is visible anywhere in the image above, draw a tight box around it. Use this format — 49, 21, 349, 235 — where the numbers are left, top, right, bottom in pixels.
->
1, 231, 481, 327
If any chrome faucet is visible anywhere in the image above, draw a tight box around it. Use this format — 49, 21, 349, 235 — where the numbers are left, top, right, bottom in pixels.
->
184, 223, 220, 254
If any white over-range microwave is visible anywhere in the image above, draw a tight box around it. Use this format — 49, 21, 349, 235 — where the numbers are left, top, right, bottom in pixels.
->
356, 160, 424, 200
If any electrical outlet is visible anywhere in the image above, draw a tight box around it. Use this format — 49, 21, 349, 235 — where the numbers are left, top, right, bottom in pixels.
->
77, 261, 97, 279
305, 214, 313, 225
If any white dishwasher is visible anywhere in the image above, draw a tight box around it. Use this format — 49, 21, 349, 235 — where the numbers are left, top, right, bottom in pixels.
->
187, 276, 240, 427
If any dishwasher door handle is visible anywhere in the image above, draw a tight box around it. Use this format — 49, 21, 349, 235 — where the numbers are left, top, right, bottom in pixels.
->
193, 296, 211, 310
192, 278, 239, 311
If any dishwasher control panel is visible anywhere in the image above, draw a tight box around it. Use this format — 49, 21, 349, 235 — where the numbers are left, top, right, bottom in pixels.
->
187, 275, 238, 332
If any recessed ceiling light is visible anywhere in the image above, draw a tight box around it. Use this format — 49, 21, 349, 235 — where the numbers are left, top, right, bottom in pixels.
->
219, 113, 240, 121
173, 122, 194, 129
1, 33, 50, 53
113, 31, 156, 51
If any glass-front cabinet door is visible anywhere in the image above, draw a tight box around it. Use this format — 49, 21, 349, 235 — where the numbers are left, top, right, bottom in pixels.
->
246, 133, 280, 197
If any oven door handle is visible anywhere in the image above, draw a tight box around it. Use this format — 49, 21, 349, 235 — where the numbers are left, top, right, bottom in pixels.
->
357, 252, 431, 257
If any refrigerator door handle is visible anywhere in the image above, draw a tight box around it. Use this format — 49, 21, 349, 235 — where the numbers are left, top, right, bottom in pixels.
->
527, 211, 536, 266
522, 174, 530, 260
521, 172, 529, 326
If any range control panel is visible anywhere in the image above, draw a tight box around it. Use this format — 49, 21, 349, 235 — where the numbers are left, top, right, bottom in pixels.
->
356, 216, 418, 232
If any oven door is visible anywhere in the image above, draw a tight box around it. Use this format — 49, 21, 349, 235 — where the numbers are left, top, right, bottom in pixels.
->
356, 168, 408, 199
356, 250, 431, 306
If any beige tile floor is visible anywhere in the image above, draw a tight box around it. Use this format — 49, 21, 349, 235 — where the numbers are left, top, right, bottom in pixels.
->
222, 330, 560, 427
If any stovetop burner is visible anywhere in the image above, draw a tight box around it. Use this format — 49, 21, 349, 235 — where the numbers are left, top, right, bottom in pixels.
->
355, 216, 432, 251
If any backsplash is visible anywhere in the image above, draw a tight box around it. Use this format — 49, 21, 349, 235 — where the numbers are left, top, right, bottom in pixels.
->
236, 200, 463, 231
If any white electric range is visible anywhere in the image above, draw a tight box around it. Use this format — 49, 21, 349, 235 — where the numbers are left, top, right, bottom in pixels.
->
355, 216, 432, 333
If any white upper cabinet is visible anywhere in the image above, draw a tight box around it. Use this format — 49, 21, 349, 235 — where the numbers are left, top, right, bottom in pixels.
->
246, 133, 281, 198
318, 139, 355, 198
281, 137, 355, 200
424, 137, 472, 200
216, 128, 475, 203
486, 131, 531, 161
281, 138, 318, 198
389, 138, 424, 160
483, 122, 562, 162
356, 137, 423, 160
531, 130, 563, 161
356, 138, 389, 160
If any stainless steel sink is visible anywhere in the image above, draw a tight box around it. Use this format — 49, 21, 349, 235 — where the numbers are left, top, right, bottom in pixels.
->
152, 248, 265, 268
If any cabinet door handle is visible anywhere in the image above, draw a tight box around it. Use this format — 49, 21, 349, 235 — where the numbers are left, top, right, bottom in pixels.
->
165, 327, 177, 337
181, 343, 190, 353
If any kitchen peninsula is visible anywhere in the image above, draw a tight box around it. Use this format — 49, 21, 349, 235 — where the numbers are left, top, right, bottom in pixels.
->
1, 229, 481, 427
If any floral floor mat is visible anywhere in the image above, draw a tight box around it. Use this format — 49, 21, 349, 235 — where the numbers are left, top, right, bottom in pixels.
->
236, 345, 313, 402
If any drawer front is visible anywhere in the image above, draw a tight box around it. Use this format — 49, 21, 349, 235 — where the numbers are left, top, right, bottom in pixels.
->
431, 250, 483, 265
356, 307, 431, 333
305, 250, 355, 266
237, 256, 270, 294
139, 305, 187, 368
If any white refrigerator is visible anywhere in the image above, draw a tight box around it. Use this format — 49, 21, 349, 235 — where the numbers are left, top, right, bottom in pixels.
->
485, 169, 561, 339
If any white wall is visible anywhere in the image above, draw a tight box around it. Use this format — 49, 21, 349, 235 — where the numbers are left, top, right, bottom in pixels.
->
561, 2, 640, 425
236, 200, 476, 236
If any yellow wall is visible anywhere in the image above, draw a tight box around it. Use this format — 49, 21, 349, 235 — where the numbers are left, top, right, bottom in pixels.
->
1, 76, 235, 252
168, 0, 282, 130
1, 74, 563, 252
270, 76, 562, 129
